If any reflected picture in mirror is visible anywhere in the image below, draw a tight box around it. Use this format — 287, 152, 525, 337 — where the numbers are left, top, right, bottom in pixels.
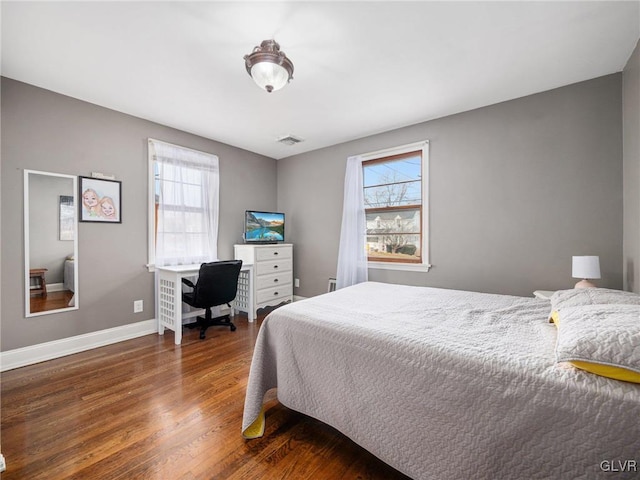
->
59, 195, 74, 241
24, 170, 79, 317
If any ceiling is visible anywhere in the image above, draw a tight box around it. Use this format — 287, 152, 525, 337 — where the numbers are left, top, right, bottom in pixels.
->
2, 1, 639, 160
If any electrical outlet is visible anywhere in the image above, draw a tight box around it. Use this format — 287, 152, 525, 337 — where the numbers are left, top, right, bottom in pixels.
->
294, 278, 300, 288
134, 300, 143, 313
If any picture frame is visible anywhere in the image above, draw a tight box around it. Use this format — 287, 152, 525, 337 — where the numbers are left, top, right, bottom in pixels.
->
79, 176, 122, 223
59, 195, 74, 240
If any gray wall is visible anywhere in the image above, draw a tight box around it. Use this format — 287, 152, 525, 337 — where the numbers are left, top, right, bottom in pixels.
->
278, 74, 624, 298
623, 40, 640, 294
2, 68, 632, 351
1, 77, 277, 351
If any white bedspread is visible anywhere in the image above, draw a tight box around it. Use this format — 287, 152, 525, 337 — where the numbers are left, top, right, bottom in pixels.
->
242, 282, 640, 479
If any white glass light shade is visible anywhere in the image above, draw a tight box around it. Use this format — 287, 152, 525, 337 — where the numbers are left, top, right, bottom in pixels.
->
250, 62, 290, 93
244, 39, 294, 93
572, 256, 601, 279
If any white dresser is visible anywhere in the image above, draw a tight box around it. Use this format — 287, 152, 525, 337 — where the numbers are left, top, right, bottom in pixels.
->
234, 243, 293, 319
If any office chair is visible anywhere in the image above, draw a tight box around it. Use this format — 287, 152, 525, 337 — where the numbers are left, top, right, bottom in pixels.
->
181, 260, 243, 340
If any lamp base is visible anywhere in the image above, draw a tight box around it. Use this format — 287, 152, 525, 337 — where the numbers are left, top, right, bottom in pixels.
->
575, 279, 596, 289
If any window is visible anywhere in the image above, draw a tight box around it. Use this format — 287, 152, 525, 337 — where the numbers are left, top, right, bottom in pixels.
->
362, 141, 429, 270
148, 139, 219, 269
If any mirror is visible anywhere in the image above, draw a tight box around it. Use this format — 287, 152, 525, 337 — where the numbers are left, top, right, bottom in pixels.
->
24, 170, 79, 317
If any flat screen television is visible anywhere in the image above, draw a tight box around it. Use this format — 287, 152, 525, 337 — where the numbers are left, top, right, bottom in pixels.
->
244, 210, 285, 244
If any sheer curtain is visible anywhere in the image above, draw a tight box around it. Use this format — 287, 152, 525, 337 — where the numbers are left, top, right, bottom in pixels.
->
149, 139, 219, 267
336, 155, 368, 289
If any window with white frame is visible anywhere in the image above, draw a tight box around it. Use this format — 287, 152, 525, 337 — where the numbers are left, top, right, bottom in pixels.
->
362, 141, 429, 270
147, 139, 219, 269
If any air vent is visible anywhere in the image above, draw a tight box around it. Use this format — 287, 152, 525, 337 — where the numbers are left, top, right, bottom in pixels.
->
277, 135, 305, 146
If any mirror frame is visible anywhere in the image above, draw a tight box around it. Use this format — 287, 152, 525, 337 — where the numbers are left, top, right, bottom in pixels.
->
24, 170, 79, 317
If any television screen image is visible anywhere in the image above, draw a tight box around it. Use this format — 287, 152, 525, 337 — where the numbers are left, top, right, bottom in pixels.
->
244, 211, 285, 243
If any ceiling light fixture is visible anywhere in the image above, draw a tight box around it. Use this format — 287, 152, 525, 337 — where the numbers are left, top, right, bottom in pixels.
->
244, 39, 294, 93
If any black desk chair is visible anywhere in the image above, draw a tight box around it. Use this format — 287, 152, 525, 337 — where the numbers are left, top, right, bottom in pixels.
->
181, 260, 243, 340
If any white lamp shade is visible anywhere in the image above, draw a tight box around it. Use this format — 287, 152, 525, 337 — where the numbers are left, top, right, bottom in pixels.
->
572, 256, 601, 279
250, 62, 290, 92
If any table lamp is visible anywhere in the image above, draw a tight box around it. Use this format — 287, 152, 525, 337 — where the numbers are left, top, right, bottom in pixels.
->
572, 256, 601, 288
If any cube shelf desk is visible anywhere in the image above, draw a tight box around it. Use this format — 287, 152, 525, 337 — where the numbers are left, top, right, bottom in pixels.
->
155, 263, 254, 345
29, 268, 48, 297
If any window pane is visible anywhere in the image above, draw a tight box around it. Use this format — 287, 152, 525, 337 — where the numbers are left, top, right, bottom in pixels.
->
157, 210, 181, 233
159, 179, 180, 205
363, 154, 421, 187
363, 155, 421, 209
182, 166, 202, 185
158, 180, 203, 209
183, 211, 205, 233
365, 208, 421, 262
160, 232, 209, 260
364, 180, 421, 208
182, 184, 203, 208
158, 210, 206, 234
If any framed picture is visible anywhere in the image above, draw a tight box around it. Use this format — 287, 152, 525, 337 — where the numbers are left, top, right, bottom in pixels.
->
79, 176, 122, 223
59, 195, 74, 240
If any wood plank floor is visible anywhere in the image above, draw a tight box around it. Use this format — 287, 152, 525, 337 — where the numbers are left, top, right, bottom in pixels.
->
1, 313, 411, 479
29, 290, 75, 314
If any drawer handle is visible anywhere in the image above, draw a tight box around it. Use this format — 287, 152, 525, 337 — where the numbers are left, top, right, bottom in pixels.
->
274, 292, 279, 296
273, 251, 279, 255
274, 279, 279, 283
273, 265, 278, 269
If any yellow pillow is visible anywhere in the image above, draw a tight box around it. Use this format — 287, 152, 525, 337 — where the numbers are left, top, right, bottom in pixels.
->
569, 361, 640, 384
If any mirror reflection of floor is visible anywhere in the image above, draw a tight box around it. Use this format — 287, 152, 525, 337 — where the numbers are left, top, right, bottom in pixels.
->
30, 290, 75, 313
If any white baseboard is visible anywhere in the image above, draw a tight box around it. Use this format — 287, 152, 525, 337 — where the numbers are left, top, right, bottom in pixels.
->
47, 282, 64, 293
293, 295, 307, 302
0, 319, 157, 372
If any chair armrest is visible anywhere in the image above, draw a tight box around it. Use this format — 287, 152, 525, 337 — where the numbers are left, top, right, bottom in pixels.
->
181, 278, 195, 289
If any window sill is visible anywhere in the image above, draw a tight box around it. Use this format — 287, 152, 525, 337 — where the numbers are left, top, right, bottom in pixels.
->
368, 262, 432, 272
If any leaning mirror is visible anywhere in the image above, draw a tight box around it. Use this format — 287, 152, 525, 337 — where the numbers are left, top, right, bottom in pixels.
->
24, 170, 79, 317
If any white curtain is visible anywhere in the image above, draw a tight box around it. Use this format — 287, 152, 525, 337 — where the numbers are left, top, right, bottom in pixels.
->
149, 140, 219, 267
336, 155, 368, 289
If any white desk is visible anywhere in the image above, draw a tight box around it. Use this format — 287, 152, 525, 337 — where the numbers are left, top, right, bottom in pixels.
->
156, 263, 254, 345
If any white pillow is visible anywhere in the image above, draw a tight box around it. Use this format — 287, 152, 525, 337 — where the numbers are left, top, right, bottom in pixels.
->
553, 304, 640, 384
550, 288, 640, 312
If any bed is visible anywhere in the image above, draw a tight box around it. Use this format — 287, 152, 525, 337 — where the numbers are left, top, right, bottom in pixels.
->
63, 257, 75, 293
63, 257, 75, 307
242, 282, 640, 480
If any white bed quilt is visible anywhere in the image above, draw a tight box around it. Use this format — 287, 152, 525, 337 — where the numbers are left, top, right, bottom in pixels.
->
242, 282, 640, 479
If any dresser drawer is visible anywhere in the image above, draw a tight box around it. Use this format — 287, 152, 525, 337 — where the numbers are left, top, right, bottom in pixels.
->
234, 243, 294, 321
255, 259, 292, 276
256, 245, 292, 262
256, 284, 293, 305
255, 272, 292, 290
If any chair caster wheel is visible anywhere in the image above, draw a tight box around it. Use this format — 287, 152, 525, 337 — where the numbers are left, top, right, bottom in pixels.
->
199, 331, 206, 340
230, 325, 237, 332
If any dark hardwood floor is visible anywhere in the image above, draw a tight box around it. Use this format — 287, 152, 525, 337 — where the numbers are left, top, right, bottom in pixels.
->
1, 312, 411, 479
29, 290, 75, 313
